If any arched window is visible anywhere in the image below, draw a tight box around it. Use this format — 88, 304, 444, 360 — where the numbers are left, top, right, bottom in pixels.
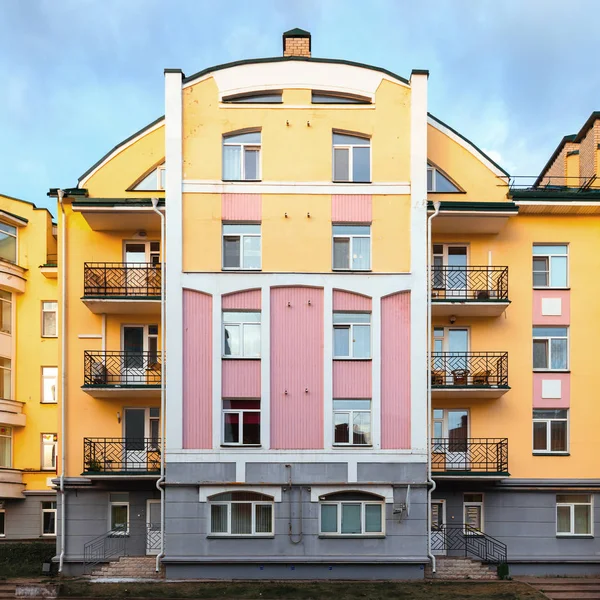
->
332, 132, 371, 183
209, 491, 274, 536
319, 491, 384, 536
427, 164, 460, 192
222, 131, 261, 181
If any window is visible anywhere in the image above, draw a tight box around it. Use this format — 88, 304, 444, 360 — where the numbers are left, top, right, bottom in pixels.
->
222, 91, 282, 103
533, 409, 568, 453
312, 91, 371, 104
222, 131, 261, 180
222, 311, 261, 357
533, 327, 568, 370
0, 510, 4, 537
149, 407, 160, 451
332, 132, 370, 182
463, 493, 484, 532
427, 165, 460, 192
533, 245, 568, 287
41, 367, 57, 404
333, 313, 371, 359
332, 225, 371, 270
148, 324, 159, 366
557, 495, 592, 536
41, 301, 57, 337
41, 501, 57, 536
131, 164, 165, 191
0, 222, 17, 263
0, 358, 10, 400
222, 224, 261, 270
109, 493, 129, 535
0, 291, 11, 334
333, 399, 371, 446
209, 491, 273, 536
41, 434, 57, 470
319, 492, 384, 536
0, 426, 11, 468
222, 399, 261, 445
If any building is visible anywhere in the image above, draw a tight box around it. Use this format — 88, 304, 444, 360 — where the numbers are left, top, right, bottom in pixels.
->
0, 194, 58, 542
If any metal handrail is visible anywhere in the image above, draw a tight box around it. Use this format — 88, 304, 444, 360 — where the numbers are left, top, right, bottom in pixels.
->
431, 438, 508, 474
84, 437, 162, 474
83, 351, 162, 386
431, 266, 508, 301
83, 525, 128, 574
84, 262, 161, 297
431, 523, 507, 564
431, 352, 508, 387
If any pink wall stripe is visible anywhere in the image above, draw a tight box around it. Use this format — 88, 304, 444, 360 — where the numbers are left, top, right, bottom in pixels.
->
270, 287, 324, 449
381, 292, 411, 449
332, 194, 372, 222
182, 289, 213, 449
222, 194, 262, 221
222, 289, 261, 310
222, 360, 261, 398
533, 373, 570, 409
333, 290, 372, 312
532, 290, 570, 326
333, 360, 371, 398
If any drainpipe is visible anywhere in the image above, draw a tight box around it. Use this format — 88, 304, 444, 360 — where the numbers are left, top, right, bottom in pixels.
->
57, 189, 67, 573
427, 201, 441, 573
151, 197, 165, 572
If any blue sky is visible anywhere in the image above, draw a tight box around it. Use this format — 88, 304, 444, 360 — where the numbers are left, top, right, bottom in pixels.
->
1, 0, 598, 214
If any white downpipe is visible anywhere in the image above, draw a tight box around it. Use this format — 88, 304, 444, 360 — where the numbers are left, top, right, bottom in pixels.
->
57, 189, 67, 573
427, 200, 441, 573
151, 197, 165, 572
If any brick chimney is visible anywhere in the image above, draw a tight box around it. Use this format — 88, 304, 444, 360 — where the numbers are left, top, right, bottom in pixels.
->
283, 28, 311, 58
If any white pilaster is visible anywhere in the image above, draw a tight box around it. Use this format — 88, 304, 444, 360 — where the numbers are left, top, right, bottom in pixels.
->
323, 285, 333, 449
371, 294, 382, 450
261, 285, 271, 449
212, 293, 222, 449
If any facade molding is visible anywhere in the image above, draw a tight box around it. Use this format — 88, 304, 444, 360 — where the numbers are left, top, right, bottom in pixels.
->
182, 181, 410, 195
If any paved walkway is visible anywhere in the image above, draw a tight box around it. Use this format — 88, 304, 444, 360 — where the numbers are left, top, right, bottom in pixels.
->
518, 577, 600, 600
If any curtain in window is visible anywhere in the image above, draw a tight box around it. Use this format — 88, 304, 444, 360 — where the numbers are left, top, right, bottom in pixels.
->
244, 149, 259, 180
551, 339, 567, 369
550, 421, 567, 451
255, 505, 272, 533
533, 422, 547, 450
533, 340, 548, 369
223, 413, 239, 443
223, 146, 241, 180
0, 429, 11, 468
321, 505, 337, 533
231, 503, 252, 534
341, 503, 361, 534
352, 237, 370, 270
557, 505, 570, 533
353, 412, 371, 445
574, 505, 590, 534
211, 504, 227, 533
333, 238, 350, 268
334, 413, 350, 443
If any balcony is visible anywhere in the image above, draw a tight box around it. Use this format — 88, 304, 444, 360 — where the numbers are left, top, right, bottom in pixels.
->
82, 263, 161, 314
432, 266, 509, 317
82, 351, 161, 399
83, 438, 161, 476
432, 438, 509, 479
431, 352, 509, 399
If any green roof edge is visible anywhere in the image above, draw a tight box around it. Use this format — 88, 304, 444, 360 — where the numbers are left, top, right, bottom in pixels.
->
427, 200, 517, 212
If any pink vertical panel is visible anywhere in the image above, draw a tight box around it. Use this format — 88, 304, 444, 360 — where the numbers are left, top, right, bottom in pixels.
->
222, 289, 261, 310
333, 361, 371, 398
533, 373, 570, 408
222, 360, 261, 397
333, 290, 372, 312
270, 287, 323, 449
182, 289, 212, 449
222, 194, 262, 221
532, 290, 570, 326
332, 195, 372, 222
381, 292, 411, 449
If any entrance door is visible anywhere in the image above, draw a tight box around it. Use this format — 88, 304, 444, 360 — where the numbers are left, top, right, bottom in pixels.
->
433, 409, 470, 471
146, 500, 161, 555
431, 500, 446, 555
447, 328, 469, 384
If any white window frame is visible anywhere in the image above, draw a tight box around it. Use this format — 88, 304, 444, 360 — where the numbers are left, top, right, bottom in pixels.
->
0, 221, 17, 264
41, 367, 57, 404
533, 327, 569, 371
0, 358, 11, 401
556, 495, 593, 537
41, 433, 57, 471
157, 165, 166, 190
0, 291, 11, 335
222, 311, 261, 358
533, 244, 568, 288
332, 225, 371, 271
533, 409, 569, 454
41, 301, 58, 338
222, 224, 261, 270
463, 492, 484, 534
332, 399, 372, 446
319, 500, 385, 536
332, 133, 371, 183
222, 132, 261, 181
333, 313, 371, 359
427, 165, 460, 192
109, 501, 130, 536
0, 509, 4, 537
209, 494, 274, 537
222, 399, 261, 446
41, 501, 57, 537
0, 426, 12, 468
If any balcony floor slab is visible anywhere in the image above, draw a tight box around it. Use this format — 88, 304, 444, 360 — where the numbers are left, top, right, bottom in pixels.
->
432, 387, 510, 399
82, 298, 160, 315
432, 301, 510, 318
81, 386, 160, 399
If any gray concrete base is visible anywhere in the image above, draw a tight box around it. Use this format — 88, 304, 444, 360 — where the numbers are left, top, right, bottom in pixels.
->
509, 563, 600, 576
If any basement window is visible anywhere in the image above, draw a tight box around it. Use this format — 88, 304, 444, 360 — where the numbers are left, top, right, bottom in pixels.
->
312, 91, 371, 104
222, 91, 282, 103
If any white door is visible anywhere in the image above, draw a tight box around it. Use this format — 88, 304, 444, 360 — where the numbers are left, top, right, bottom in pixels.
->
122, 326, 146, 384
431, 500, 446, 556
463, 493, 484, 533
434, 327, 469, 386
146, 500, 161, 555
124, 241, 160, 295
433, 409, 470, 471
124, 408, 161, 472
432, 244, 468, 298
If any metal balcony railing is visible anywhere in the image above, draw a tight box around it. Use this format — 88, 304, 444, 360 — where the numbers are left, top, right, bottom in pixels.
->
431, 266, 508, 301
83, 351, 162, 387
83, 438, 161, 474
431, 523, 507, 564
83, 526, 128, 574
84, 262, 161, 297
431, 352, 508, 388
431, 438, 508, 474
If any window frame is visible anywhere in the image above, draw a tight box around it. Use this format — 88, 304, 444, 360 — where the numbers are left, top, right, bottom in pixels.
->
222, 91, 283, 104
332, 225, 371, 271
41, 433, 57, 471
222, 224, 262, 271
463, 492, 484, 534
533, 327, 569, 371
333, 399, 372, 446
333, 312, 372, 359
533, 409, 569, 454
0, 291, 11, 335
41, 366, 58, 404
222, 131, 262, 181
0, 221, 17, 264
332, 132, 371, 183
41, 301, 58, 338
532, 244, 569, 288
222, 311, 261, 358
222, 399, 261, 446
427, 165, 460, 193
0, 358, 11, 401
0, 509, 4, 537
0, 425, 12, 469
41, 501, 57, 537
109, 501, 130, 536
319, 499, 385, 537
556, 494, 592, 537
209, 492, 274, 537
